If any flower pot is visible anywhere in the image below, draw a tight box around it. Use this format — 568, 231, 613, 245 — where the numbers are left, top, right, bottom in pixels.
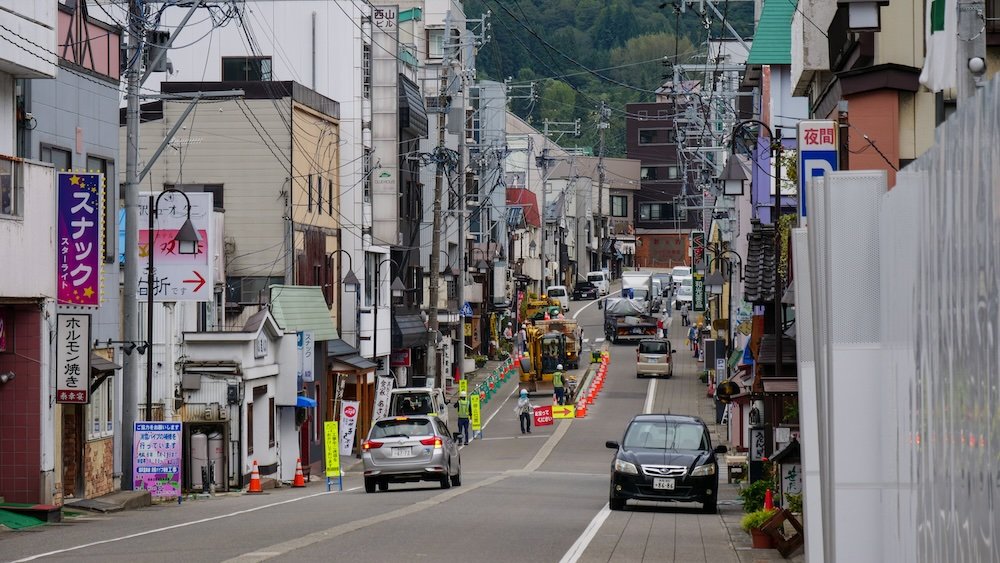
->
750, 528, 775, 549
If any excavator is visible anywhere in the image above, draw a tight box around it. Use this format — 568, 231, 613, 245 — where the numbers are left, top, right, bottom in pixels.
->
518, 324, 569, 394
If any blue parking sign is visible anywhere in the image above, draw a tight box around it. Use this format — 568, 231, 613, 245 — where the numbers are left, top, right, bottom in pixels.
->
797, 120, 839, 221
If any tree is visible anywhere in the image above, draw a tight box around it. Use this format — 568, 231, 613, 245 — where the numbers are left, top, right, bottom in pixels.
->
540, 80, 577, 123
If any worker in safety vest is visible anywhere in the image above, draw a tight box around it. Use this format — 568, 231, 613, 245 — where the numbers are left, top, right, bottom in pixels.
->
553, 364, 566, 406
456, 391, 471, 445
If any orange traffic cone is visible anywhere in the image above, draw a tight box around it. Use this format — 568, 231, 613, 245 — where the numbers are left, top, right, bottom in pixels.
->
292, 458, 306, 488
247, 460, 263, 493
764, 488, 774, 510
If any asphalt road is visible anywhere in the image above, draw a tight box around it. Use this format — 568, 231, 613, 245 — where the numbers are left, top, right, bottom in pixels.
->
1, 293, 750, 563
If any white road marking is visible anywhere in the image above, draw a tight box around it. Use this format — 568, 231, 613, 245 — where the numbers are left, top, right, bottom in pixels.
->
559, 504, 612, 563
9, 488, 362, 563
523, 419, 571, 472
480, 434, 549, 441
643, 377, 657, 414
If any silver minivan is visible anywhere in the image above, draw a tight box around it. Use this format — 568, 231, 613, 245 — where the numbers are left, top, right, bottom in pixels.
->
636, 338, 675, 378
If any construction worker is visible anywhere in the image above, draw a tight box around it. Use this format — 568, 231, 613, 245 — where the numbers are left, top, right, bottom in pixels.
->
553, 364, 566, 406
456, 391, 471, 445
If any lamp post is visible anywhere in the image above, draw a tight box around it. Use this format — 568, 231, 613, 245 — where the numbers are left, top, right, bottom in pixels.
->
146, 189, 200, 420
469, 248, 490, 356
373, 258, 401, 364
334, 249, 360, 348
706, 249, 744, 358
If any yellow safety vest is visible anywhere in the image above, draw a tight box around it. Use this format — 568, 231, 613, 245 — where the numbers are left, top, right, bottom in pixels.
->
457, 398, 470, 418
553, 371, 564, 388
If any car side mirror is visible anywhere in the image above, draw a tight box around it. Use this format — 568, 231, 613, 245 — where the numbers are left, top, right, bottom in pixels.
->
605, 440, 620, 449
714, 445, 728, 454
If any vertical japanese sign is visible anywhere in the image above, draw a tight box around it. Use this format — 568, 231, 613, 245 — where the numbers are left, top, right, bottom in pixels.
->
133, 421, 182, 497
458, 379, 468, 395
56, 313, 91, 403
297, 331, 314, 384
689, 230, 705, 269
371, 375, 395, 424
57, 172, 103, 306
340, 400, 360, 456
138, 191, 213, 302
324, 421, 341, 477
797, 120, 839, 221
692, 272, 706, 312
470, 394, 481, 432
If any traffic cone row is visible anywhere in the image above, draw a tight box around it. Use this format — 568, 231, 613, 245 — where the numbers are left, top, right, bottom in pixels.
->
577, 352, 611, 416
247, 460, 263, 494
292, 458, 306, 488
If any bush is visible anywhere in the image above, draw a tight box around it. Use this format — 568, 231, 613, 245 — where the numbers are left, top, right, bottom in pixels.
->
740, 508, 779, 533
738, 479, 777, 513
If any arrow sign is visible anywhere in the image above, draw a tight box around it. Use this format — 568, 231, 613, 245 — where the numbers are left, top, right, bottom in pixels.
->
552, 405, 576, 419
183, 271, 206, 292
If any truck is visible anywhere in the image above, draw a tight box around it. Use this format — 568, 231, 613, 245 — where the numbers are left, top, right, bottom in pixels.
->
533, 318, 583, 368
621, 271, 654, 303
518, 324, 569, 393
603, 294, 658, 344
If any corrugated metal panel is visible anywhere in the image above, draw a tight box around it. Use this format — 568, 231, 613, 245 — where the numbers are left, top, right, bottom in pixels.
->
268, 285, 338, 341
746, 0, 798, 65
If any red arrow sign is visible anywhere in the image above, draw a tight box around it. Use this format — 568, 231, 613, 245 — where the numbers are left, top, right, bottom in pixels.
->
183, 271, 206, 292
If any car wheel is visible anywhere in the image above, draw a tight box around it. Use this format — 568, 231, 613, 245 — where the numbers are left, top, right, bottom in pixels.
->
702, 497, 717, 514
364, 477, 376, 493
378, 480, 389, 491
609, 496, 626, 511
440, 468, 453, 489
450, 465, 462, 487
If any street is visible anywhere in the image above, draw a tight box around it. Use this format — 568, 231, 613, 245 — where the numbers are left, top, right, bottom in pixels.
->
0, 299, 769, 563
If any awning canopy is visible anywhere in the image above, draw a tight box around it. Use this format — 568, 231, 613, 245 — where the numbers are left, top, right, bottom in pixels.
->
296, 395, 318, 408
91, 353, 121, 373
392, 314, 427, 349
327, 339, 377, 372
333, 354, 377, 371
269, 285, 339, 341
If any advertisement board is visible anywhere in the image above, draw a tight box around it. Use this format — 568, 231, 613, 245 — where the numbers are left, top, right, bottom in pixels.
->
56, 313, 91, 404
133, 422, 182, 497
137, 191, 213, 302
339, 401, 360, 456
57, 172, 103, 306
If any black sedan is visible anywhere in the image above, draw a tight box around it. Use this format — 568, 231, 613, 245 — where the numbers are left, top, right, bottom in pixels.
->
571, 281, 599, 300
606, 414, 726, 513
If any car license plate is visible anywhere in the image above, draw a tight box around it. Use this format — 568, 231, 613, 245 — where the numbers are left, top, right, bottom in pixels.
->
390, 447, 412, 458
653, 478, 675, 490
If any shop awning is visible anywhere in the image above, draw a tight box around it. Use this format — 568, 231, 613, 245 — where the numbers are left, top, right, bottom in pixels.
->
296, 395, 318, 408
328, 339, 377, 372
334, 354, 377, 371
90, 353, 121, 373
392, 314, 427, 349
269, 285, 339, 341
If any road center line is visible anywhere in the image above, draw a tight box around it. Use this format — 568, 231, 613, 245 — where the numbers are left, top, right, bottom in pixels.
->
643, 377, 657, 414
559, 504, 612, 563
523, 418, 571, 472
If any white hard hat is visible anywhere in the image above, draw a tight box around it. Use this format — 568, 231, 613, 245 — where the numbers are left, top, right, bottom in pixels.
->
520, 389, 528, 396
460, 391, 467, 398
557, 364, 563, 370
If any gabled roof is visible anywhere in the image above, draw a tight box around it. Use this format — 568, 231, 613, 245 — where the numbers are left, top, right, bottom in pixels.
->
506, 188, 541, 227
268, 285, 339, 341
746, 0, 798, 65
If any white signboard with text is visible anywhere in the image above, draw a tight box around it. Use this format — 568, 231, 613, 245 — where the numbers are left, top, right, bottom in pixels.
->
340, 400, 360, 456
56, 314, 91, 403
138, 191, 214, 302
371, 375, 395, 424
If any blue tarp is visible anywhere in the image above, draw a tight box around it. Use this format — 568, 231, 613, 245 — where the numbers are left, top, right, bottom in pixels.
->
296, 395, 317, 408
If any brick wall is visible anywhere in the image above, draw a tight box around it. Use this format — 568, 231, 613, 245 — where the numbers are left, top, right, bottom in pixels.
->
0, 306, 43, 503
83, 438, 114, 498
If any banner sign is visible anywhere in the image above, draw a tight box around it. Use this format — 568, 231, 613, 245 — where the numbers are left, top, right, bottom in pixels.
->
133, 422, 182, 497
339, 400, 360, 456
325, 421, 341, 477
57, 172, 103, 306
690, 230, 705, 268
470, 394, 481, 431
692, 272, 706, 312
533, 405, 554, 426
138, 191, 213, 302
458, 379, 468, 395
372, 375, 395, 424
797, 120, 839, 219
56, 313, 91, 403
297, 331, 314, 383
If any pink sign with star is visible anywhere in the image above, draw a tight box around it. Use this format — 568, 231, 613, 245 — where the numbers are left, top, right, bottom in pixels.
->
57, 172, 103, 306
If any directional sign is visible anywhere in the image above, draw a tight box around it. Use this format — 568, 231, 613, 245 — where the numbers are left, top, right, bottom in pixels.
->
797, 120, 839, 221
552, 405, 576, 419
534, 405, 554, 426
138, 191, 213, 302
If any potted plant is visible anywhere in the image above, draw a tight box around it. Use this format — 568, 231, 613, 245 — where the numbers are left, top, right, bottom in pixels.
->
473, 355, 487, 368
738, 478, 777, 513
741, 508, 779, 549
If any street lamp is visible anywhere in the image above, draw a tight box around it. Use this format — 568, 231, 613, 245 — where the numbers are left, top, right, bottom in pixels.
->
373, 258, 400, 359
334, 249, 360, 349
146, 189, 200, 420
720, 154, 750, 196
470, 247, 489, 274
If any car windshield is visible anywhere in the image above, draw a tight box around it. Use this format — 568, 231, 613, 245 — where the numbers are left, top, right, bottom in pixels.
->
677, 286, 692, 296
578, 282, 594, 290
671, 267, 691, 278
548, 288, 566, 296
370, 418, 433, 439
639, 341, 668, 354
623, 421, 708, 450
588, 274, 604, 283
393, 392, 433, 415
631, 288, 649, 300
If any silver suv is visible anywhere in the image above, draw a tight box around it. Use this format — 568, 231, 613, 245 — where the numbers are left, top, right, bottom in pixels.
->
362, 415, 462, 493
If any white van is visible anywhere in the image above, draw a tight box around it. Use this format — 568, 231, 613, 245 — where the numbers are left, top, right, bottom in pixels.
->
586, 271, 610, 295
388, 388, 450, 426
545, 285, 569, 311
671, 266, 692, 289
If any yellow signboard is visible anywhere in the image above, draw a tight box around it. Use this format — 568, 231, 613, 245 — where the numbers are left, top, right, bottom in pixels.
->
552, 405, 576, 419
324, 421, 341, 478
459, 379, 468, 394
470, 394, 481, 431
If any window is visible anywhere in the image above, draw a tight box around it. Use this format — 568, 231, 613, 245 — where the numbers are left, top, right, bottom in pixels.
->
637, 128, 676, 145
328, 179, 333, 216
168, 183, 224, 211
637, 110, 648, 119
222, 56, 272, 81
362, 43, 372, 99
0, 158, 22, 218
611, 195, 627, 217
427, 28, 444, 58
363, 150, 373, 203
639, 202, 677, 221
228, 276, 284, 305
269, 396, 276, 447
41, 145, 71, 170
307, 174, 313, 212
640, 167, 657, 181
87, 375, 114, 439
667, 166, 680, 180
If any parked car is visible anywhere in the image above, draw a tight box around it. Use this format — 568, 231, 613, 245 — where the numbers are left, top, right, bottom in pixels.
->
586, 271, 610, 295
546, 285, 570, 311
362, 415, 462, 492
572, 281, 599, 300
636, 338, 675, 378
606, 414, 726, 513
674, 284, 693, 311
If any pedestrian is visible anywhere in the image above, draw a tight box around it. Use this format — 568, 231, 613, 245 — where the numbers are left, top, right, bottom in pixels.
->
688, 324, 697, 351
552, 364, 566, 406
518, 324, 528, 355
680, 302, 690, 326
456, 391, 471, 445
692, 324, 701, 359
514, 389, 534, 434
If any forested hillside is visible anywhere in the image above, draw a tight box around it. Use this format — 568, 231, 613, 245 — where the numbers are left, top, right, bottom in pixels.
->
465, 0, 753, 156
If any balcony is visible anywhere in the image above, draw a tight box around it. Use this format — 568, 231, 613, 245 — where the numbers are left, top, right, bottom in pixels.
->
0, 156, 56, 298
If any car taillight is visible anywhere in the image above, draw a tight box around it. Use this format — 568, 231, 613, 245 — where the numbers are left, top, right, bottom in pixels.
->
419, 437, 443, 448
362, 440, 383, 451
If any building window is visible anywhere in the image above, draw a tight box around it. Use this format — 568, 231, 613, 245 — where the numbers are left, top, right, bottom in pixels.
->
0, 158, 22, 217
307, 174, 313, 212
269, 396, 276, 447
667, 166, 680, 179
227, 276, 284, 305
610, 195, 627, 217
363, 150, 373, 203
640, 167, 657, 180
41, 145, 72, 170
222, 56, 272, 81
637, 128, 676, 145
637, 110, 648, 119
86, 374, 114, 439
362, 43, 372, 99
168, 183, 224, 211
328, 178, 334, 216
427, 28, 444, 59
639, 202, 677, 221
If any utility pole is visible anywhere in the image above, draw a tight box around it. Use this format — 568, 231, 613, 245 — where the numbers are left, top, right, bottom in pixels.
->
537, 119, 580, 287
121, 0, 144, 489
596, 102, 610, 275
